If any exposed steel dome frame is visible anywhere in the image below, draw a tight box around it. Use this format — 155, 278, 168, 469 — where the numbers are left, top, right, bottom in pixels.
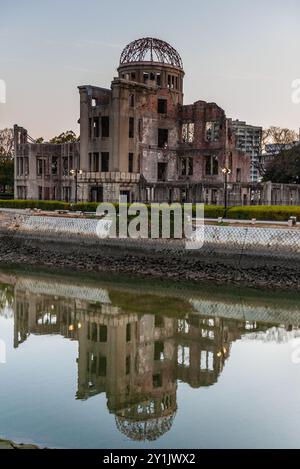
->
120, 37, 183, 69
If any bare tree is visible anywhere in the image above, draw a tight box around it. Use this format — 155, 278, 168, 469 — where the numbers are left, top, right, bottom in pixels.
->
0, 128, 14, 161
254, 126, 299, 177
262, 126, 298, 150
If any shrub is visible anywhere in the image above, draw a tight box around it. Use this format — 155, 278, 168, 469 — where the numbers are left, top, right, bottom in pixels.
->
0, 199, 70, 210
0, 200, 300, 222
227, 205, 300, 221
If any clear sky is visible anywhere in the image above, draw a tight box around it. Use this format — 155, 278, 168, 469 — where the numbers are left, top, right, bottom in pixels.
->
1, 0, 300, 139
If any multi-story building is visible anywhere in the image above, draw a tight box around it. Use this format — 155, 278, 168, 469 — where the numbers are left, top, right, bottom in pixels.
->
230, 119, 262, 182
14, 37, 250, 205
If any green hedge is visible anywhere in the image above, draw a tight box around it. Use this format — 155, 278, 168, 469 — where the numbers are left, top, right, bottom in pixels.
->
0, 199, 70, 210
226, 206, 300, 221
0, 199, 300, 221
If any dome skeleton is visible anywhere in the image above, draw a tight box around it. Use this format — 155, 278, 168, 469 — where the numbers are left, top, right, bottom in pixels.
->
120, 37, 183, 69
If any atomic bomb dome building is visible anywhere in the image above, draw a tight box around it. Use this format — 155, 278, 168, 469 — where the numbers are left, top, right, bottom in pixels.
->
14, 37, 253, 204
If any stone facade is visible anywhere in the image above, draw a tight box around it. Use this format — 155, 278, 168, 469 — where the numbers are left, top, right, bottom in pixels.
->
14, 37, 253, 204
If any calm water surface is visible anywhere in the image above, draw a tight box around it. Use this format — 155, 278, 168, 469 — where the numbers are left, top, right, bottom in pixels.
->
0, 269, 300, 449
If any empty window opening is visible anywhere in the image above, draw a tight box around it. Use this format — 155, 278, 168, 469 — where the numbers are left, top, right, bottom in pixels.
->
138, 119, 143, 142
158, 162, 167, 181
128, 153, 134, 173
126, 356, 131, 375
62, 157, 68, 176
177, 345, 190, 367
101, 152, 109, 172
181, 157, 193, 176
156, 73, 161, 86
129, 94, 135, 107
93, 152, 100, 172
200, 351, 214, 371
51, 157, 58, 175
158, 128, 168, 148
91, 98, 97, 107
182, 123, 195, 143
93, 117, 99, 138
37, 158, 45, 176
101, 116, 109, 138
91, 323, 97, 341
129, 117, 134, 138
158, 99, 167, 114
126, 323, 131, 342
155, 315, 164, 327
205, 155, 219, 176
143, 72, 149, 83
98, 356, 107, 377
153, 373, 162, 388
99, 325, 107, 342
205, 121, 220, 142
154, 341, 164, 361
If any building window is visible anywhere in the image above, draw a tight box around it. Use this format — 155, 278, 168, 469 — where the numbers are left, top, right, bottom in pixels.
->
51, 157, 58, 175
143, 72, 149, 83
44, 187, 50, 200
167, 75, 175, 89
138, 119, 143, 142
62, 187, 71, 202
94, 152, 100, 172
38, 186, 43, 200
37, 158, 45, 176
236, 168, 241, 182
128, 153, 134, 173
101, 152, 109, 172
158, 162, 167, 181
182, 123, 195, 143
129, 94, 135, 107
205, 121, 220, 142
153, 373, 162, 388
126, 323, 131, 342
154, 341, 164, 361
126, 356, 131, 375
177, 345, 190, 367
91, 98, 97, 107
101, 116, 109, 138
156, 73, 161, 86
17, 186, 27, 199
155, 315, 164, 327
62, 158, 68, 176
98, 356, 107, 377
158, 98, 167, 114
181, 157, 193, 176
99, 325, 107, 343
205, 155, 219, 176
158, 128, 168, 148
93, 117, 99, 138
200, 351, 214, 371
129, 117, 134, 138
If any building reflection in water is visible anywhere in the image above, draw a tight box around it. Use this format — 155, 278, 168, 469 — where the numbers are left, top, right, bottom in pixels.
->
7, 275, 300, 442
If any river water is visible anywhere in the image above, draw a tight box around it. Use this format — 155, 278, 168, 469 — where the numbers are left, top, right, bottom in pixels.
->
0, 268, 300, 449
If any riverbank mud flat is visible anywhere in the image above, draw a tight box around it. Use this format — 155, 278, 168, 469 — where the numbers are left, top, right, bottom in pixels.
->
0, 210, 300, 290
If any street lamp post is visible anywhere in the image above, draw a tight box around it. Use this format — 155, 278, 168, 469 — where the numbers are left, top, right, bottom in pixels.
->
222, 167, 231, 215
70, 169, 83, 204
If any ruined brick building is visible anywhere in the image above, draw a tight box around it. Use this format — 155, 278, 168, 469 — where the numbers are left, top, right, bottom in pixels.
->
15, 37, 252, 204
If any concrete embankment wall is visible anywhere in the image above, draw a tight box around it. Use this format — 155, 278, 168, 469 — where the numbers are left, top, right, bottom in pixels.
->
0, 211, 300, 289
